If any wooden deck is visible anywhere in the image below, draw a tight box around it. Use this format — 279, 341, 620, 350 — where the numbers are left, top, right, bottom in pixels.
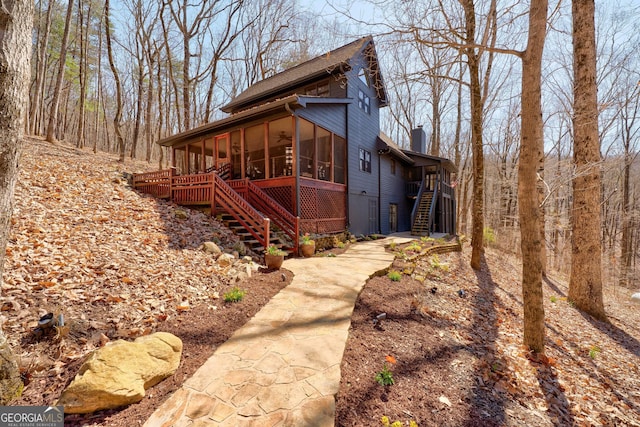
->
132, 169, 348, 253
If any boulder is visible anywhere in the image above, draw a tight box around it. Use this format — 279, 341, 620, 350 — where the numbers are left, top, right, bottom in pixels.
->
201, 241, 222, 257
174, 209, 188, 220
0, 333, 22, 405
57, 332, 182, 414
631, 293, 640, 303
217, 253, 235, 267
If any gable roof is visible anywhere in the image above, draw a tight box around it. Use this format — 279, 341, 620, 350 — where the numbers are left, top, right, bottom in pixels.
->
221, 36, 387, 114
377, 133, 414, 165
377, 132, 457, 172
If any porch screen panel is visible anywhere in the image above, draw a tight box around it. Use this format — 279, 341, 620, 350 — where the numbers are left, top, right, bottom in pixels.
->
299, 119, 315, 178
174, 146, 187, 175
231, 131, 241, 179
317, 127, 330, 181
204, 138, 214, 171
268, 117, 293, 178
333, 135, 346, 184
245, 124, 265, 179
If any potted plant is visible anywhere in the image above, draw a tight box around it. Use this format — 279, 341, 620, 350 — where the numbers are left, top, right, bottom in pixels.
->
264, 244, 286, 269
299, 233, 316, 258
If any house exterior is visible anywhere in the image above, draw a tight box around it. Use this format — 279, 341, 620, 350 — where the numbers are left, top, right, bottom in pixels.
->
133, 36, 456, 251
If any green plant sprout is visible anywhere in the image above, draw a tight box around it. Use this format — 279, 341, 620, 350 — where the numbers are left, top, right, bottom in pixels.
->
387, 270, 402, 281
375, 355, 396, 386
265, 244, 286, 256
429, 254, 449, 272
406, 242, 422, 252
588, 345, 601, 359
550, 295, 558, 303
223, 287, 246, 303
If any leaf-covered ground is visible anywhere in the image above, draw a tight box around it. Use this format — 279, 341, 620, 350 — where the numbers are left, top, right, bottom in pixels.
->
3, 138, 639, 426
2, 138, 291, 423
336, 244, 640, 427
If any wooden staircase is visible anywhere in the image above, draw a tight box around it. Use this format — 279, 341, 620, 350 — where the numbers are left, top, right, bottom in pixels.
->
218, 213, 293, 256
132, 168, 300, 257
411, 191, 434, 235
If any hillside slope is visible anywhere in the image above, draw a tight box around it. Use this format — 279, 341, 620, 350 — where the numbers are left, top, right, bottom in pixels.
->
1, 138, 270, 411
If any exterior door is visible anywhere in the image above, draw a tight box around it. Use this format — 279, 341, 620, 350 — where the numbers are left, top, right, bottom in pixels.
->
389, 203, 398, 233
368, 199, 378, 234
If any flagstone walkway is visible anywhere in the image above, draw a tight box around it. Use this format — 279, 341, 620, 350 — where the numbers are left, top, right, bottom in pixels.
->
144, 235, 413, 427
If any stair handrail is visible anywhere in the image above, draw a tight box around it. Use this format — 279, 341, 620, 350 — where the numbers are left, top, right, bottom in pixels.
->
410, 177, 426, 229
211, 173, 270, 250
244, 179, 300, 253
428, 179, 439, 233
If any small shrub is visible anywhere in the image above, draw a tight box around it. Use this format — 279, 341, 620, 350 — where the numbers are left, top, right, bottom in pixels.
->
550, 295, 558, 303
335, 241, 345, 249
406, 242, 422, 252
387, 270, 402, 281
389, 241, 397, 250
483, 227, 496, 245
223, 287, 246, 303
375, 365, 394, 386
429, 254, 449, 272
588, 345, 601, 359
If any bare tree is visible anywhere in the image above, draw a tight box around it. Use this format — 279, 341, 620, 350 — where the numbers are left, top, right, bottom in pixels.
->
518, 0, 548, 353
29, 0, 55, 136
618, 76, 640, 287
459, 0, 488, 270
0, 0, 33, 404
105, 0, 125, 162
568, 0, 606, 321
45, 0, 73, 143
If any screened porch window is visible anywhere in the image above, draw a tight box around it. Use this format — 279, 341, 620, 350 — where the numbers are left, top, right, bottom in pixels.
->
299, 119, 315, 178
245, 124, 265, 179
317, 127, 331, 181
268, 117, 293, 178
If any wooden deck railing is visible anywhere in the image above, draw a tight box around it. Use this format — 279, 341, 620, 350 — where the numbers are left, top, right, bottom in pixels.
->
133, 169, 272, 252
132, 169, 173, 198
245, 179, 299, 252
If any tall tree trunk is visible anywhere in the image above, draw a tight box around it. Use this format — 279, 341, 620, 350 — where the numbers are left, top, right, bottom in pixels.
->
105, 0, 125, 162
94, 12, 103, 154
0, 0, 33, 404
460, 0, 485, 270
131, 42, 144, 159
76, 0, 90, 149
519, 0, 548, 354
30, 0, 54, 136
569, 0, 607, 321
45, 0, 73, 143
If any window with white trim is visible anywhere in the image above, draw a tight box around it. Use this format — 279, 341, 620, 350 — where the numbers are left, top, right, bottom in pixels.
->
359, 148, 371, 173
358, 89, 370, 114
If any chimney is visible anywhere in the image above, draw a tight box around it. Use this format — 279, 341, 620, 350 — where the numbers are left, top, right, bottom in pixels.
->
410, 125, 426, 154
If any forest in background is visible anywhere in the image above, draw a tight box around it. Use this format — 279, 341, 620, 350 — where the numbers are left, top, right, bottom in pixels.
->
27, 0, 639, 290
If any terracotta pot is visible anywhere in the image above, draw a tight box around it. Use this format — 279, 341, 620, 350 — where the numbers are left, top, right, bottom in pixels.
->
264, 253, 284, 269
300, 241, 315, 258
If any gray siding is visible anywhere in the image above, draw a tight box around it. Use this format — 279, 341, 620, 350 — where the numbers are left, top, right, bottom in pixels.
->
379, 155, 412, 234
297, 104, 347, 136
345, 65, 382, 235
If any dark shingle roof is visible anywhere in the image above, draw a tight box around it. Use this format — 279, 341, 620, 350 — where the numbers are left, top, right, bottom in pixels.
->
222, 36, 385, 113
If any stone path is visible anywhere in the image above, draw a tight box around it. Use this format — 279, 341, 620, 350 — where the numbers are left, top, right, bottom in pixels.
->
145, 235, 412, 426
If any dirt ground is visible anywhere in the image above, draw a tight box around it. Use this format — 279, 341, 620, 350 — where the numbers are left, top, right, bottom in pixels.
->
335, 244, 640, 427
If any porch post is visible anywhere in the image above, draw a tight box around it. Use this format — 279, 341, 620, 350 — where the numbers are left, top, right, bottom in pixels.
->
294, 116, 301, 218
